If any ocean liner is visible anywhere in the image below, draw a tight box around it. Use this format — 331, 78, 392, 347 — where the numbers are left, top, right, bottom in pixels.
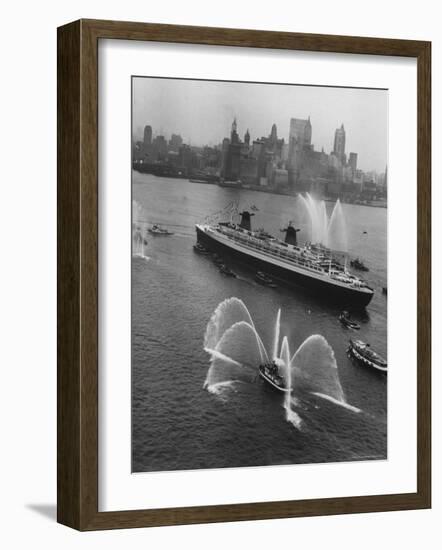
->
195, 210, 374, 307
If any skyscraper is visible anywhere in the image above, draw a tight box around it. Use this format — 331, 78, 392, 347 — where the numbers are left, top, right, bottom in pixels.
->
244, 129, 250, 147
348, 152, 358, 173
288, 117, 312, 171
289, 117, 312, 148
143, 125, 152, 147
269, 123, 278, 144
152, 135, 167, 159
231, 118, 239, 144
169, 133, 183, 152
223, 118, 242, 180
333, 124, 346, 163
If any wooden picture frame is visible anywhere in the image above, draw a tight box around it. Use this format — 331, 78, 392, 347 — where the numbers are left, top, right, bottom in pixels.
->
57, 18, 431, 530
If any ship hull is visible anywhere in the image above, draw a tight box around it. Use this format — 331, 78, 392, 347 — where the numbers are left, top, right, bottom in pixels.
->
347, 341, 387, 373
196, 226, 373, 308
258, 369, 290, 392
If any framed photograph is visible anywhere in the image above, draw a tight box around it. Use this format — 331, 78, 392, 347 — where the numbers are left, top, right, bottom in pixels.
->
57, 19, 431, 530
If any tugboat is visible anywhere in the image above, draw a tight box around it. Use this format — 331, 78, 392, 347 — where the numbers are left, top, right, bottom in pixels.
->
193, 243, 209, 254
255, 271, 277, 288
212, 253, 224, 266
339, 310, 360, 330
347, 339, 387, 373
258, 360, 290, 392
219, 264, 236, 277
350, 258, 369, 271
219, 179, 242, 188
148, 224, 174, 236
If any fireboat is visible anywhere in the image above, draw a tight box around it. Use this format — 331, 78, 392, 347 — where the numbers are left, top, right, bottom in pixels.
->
258, 359, 290, 392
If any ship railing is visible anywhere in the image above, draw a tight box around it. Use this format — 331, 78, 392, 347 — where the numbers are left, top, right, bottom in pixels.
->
224, 230, 307, 265
247, 239, 325, 272
215, 228, 341, 275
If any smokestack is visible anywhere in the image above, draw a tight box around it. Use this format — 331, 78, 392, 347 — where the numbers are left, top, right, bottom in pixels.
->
282, 222, 300, 245
239, 211, 254, 231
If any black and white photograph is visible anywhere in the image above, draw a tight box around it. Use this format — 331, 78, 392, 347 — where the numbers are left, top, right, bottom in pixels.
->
0, 0, 437, 542
131, 76, 388, 473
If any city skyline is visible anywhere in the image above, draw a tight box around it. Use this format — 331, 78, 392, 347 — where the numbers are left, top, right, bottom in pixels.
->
132, 77, 388, 173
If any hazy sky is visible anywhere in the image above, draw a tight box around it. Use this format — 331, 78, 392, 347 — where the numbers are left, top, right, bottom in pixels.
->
132, 77, 388, 173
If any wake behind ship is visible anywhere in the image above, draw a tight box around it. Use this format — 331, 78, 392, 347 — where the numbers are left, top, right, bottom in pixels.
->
196, 210, 374, 308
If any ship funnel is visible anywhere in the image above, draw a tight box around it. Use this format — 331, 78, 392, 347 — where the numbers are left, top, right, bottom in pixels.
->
281, 222, 300, 245
239, 211, 254, 231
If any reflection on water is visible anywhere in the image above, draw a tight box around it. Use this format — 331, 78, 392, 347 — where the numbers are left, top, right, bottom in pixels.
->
132, 173, 387, 473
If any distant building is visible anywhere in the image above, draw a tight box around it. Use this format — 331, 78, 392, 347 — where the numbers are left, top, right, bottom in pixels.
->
132, 140, 145, 162
273, 168, 289, 188
230, 117, 240, 144
353, 169, 364, 191
361, 172, 377, 199
381, 166, 388, 197
201, 146, 221, 172
333, 124, 346, 164
152, 135, 168, 159
343, 164, 353, 182
143, 125, 152, 147
223, 119, 242, 180
310, 178, 327, 197
239, 156, 258, 184
138, 125, 154, 159
167, 150, 180, 168
265, 123, 284, 160
348, 152, 358, 173
169, 133, 183, 152
287, 117, 312, 188
327, 179, 342, 197
329, 152, 341, 169
289, 117, 312, 149
372, 166, 388, 198
220, 137, 230, 176
251, 139, 264, 159
269, 123, 277, 144
178, 144, 197, 175
244, 129, 250, 147
288, 117, 312, 170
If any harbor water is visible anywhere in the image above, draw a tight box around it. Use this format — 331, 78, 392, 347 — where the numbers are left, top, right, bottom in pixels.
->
132, 172, 387, 473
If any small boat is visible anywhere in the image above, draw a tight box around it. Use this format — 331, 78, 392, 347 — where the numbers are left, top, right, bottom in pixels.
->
219, 264, 236, 277
339, 311, 360, 330
189, 178, 214, 184
148, 224, 174, 236
219, 179, 241, 188
193, 243, 209, 254
347, 339, 387, 373
255, 271, 277, 288
258, 361, 290, 392
212, 254, 224, 266
350, 258, 369, 271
